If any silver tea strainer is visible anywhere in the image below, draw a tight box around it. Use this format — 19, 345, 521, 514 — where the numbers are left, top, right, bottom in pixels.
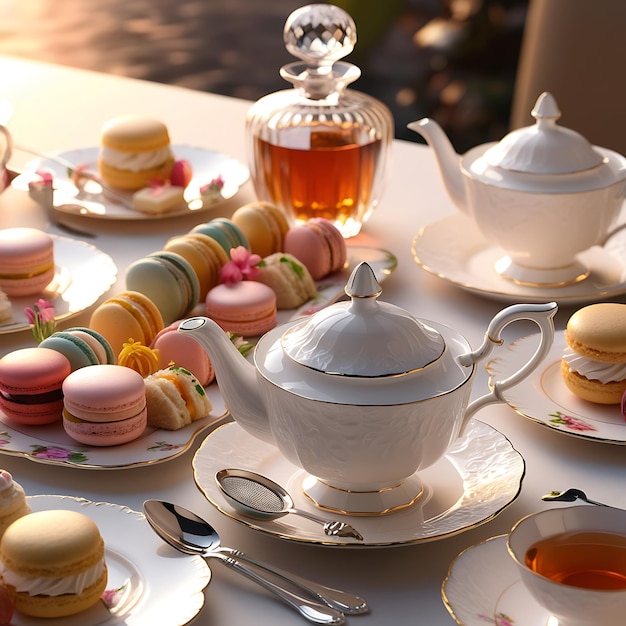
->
215, 468, 363, 540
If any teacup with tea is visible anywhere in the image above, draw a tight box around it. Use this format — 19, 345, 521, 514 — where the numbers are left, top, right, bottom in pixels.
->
507, 505, 626, 625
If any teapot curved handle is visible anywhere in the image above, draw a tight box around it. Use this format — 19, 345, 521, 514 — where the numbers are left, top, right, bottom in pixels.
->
458, 301, 558, 434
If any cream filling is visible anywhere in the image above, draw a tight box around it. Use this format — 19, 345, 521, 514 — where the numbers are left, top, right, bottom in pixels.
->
0, 558, 104, 596
100, 146, 172, 171
563, 349, 626, 383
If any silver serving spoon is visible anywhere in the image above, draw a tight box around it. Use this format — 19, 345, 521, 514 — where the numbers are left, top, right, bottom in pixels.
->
542, 488, 610, 507
143, 500, 368, 620
215, 468, 364, 541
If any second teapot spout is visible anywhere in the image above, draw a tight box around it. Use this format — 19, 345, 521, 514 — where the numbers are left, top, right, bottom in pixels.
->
178, 317, 273, 444
407, 118, 467, 213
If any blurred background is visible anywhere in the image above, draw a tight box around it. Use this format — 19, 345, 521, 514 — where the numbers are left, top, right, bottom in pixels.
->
0, 0, 532, 152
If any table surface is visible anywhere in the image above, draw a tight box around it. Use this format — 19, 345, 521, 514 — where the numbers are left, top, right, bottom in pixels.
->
0, 55, 625, 626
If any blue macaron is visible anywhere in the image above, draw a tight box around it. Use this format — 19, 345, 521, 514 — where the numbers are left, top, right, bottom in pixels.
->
39, 327, 115, 371
125, 251, 200, 325
191, 218, 249, 255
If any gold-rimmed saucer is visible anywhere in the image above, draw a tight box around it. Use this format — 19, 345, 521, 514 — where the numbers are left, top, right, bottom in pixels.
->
442, 535, 551, 626
192, 420, 524, 548
487, 332, 626, 444
412, 213, 626, 305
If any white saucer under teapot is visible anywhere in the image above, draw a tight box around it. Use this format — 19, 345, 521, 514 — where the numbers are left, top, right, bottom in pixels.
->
180, 262, 557, 515
409, 92, 626, 287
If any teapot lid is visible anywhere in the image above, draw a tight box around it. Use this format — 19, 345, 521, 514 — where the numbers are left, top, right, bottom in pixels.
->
483, 92, 604, 175
280, 262, 445, 377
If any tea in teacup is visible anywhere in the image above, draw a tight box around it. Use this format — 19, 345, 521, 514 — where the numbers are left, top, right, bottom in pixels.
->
525, 530, 626, 590
508, 506, 626, 626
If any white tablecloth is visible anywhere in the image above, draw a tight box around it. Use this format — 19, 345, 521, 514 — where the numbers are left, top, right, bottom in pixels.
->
0, 56, 624, 626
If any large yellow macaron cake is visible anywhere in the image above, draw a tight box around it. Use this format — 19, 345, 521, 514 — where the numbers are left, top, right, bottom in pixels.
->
0, 509, 107, 618
98, 115, 175, 190
561, 302, 626, 404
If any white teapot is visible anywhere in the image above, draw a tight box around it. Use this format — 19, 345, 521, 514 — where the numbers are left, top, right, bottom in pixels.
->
408, 92, 626, 286
181, 263, 557, 514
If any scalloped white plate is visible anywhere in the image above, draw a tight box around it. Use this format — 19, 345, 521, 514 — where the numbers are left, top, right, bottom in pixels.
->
442, 535, 550, 626
17, 146, 249, 220
0, 235, 117, 335
487, 332, 626, 444
193, 420, 524, 548
0, 385, 227, 469
16, 495, 211, 626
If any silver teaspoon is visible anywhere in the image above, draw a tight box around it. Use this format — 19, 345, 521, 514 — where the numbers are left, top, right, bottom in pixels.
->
541, 488, 610, 507
215, 468, 364, 541
143, 500, 368, 618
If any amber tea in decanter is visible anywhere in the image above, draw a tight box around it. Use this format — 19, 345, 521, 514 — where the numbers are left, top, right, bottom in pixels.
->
245, 3, 393, 238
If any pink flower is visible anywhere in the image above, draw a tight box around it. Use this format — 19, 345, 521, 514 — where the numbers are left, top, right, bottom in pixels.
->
219, 246, 261, 285
24, 299, 56, 343
549, 411, 597, 432
34, 169, 54, 185
31, 446, 69, 460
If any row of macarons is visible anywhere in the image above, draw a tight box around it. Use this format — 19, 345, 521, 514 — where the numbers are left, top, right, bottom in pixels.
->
0, 339, 213, 447
85, 205, 347, 361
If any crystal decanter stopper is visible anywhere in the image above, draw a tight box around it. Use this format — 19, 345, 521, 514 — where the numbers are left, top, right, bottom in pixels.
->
246, 3, 393, 238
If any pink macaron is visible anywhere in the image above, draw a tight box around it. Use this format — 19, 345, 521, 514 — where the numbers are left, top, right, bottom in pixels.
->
283, 218, 347, 280
0, 228, 55, 296
62, 364, 147, 446
0, 347, 71, 425
151, 320, 215, 387
205, 281, 277, 337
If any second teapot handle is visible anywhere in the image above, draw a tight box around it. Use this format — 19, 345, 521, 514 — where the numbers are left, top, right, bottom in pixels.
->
458, 301, 558, 434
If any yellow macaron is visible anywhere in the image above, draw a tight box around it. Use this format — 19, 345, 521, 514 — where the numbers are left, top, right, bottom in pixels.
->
0, 509, 107, 618
98, 115, 175, 190
561, 302, 626, 404
89, 290, 165, 360
231, 201, 290, 258
164, 232, 229, 300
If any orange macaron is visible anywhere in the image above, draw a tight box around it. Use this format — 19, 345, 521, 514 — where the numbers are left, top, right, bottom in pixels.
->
164, 232, 228, 300
89, 290, 165, 360
231, 201, 290, 258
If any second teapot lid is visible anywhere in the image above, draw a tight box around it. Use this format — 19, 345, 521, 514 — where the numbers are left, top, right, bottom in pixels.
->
280, 262, 445, 377
483, 92, 603, 175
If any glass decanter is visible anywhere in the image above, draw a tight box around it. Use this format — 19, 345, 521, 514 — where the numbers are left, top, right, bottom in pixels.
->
245, 3, 393, 238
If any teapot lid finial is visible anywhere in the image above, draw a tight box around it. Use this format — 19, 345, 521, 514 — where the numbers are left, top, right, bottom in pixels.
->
531, 91, 561, 122
483, 91, 603, 175
280, 262, 445, 377
345, 261, 382, 299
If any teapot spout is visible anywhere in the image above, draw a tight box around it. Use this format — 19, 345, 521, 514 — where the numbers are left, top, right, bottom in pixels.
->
178, 317, 272, 444
407, 118, 467, 212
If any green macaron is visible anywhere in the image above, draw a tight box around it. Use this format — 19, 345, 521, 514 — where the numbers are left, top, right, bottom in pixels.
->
39, 327, 115, 371
125, 251, 200, 325
191, 217, 250, 255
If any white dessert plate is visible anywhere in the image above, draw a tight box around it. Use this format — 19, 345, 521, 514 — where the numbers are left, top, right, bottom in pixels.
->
192, 420, 524, 548
0, 235, 117, 335
16, 494, 211, 626
442, 534, 550, 626
412, 213, 626, 304
17, 146, 249, 220
487, 332, 626, 444
0, 385, 227, 469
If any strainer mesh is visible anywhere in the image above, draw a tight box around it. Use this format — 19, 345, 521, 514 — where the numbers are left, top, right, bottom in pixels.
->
221, 476, 285, 513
